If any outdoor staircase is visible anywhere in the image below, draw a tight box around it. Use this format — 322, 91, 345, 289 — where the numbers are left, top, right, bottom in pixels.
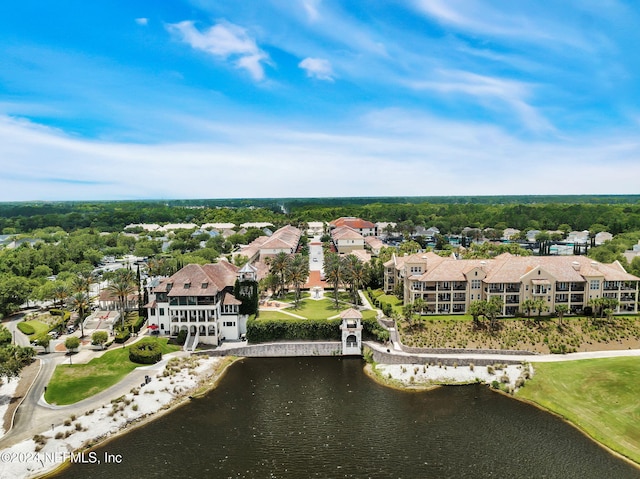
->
183, 330, 199, 352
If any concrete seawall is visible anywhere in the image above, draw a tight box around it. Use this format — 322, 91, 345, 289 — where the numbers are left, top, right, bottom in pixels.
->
201, 341, 343, 358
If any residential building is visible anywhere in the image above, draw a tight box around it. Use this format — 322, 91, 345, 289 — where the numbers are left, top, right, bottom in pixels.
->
329, 217, 376, 236
238, 225, 301, 263
307, 221, 325, 236
364, 236, 384, 255
385, 253, 639, 316
146, 260, 255, 346
595, 231, 613, 245
331, 226, 365, 254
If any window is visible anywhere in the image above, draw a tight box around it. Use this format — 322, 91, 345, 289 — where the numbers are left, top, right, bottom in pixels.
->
159, 308, 165, 316
590, 280, 600, 290
202, 282, 208, 289
223, 321, 235, 327
471, 280, 481, 289
151, 308, 156, 316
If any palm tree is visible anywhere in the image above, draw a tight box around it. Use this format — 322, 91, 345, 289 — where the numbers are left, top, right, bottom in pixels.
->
268, 252, 290, 298
69, 292, 90, 338
521, 298, 536, 323
412, 297, 427, 316
324, 252, 343, 308
52, 283, 68, 309
286, 254, 309, 307
533, 298, 547, 322
555, 304, 569, 326
106, 269, 137, 330
485, 296, 503, 330
468, 300, 485, 327
343, 254, 367, 306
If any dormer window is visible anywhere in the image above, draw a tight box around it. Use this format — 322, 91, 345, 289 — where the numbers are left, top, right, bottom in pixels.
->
202, 282, 208, 289
166, 283, 173, 291
184, 282, 191, 289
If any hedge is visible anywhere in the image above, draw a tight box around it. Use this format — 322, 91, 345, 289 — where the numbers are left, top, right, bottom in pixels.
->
247, 317, 341, 343
362, 316, 390, 342
114, 331, 131, 344
131, 315, 146, 333
129, 340, 162, 364
17, 322, 35, 335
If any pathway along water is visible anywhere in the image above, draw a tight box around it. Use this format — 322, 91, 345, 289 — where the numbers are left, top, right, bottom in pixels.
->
51, 357, 639, 479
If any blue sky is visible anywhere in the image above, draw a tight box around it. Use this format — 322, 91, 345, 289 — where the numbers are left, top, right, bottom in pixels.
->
1, 0, 640, 201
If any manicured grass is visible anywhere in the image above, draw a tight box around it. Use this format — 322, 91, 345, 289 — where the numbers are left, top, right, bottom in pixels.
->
377, 294, 404, 314
23, 320, 50, 338
517, 357, 640, 464
286, 298, 343, 320
45, 338, 180, 405
361, 309, 378, 321
258, 310, 300, 320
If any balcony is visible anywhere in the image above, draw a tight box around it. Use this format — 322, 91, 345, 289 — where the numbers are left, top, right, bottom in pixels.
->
570, 294, 584, 303
506, 285, 520, 293
489, 286, 504, 293
555, 296, 568, 303
556, 285, 569, 292
438, 294, 451, 302
505, 296, 520, 304
570, 283, 585, 291
453, 283, 466, 291
453, 294, 466, 302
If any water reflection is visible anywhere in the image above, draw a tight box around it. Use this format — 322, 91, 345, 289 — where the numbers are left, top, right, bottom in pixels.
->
52, 357, 640, 479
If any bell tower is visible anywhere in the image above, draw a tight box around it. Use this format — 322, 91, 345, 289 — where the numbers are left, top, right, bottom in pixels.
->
340, 308, 363, 355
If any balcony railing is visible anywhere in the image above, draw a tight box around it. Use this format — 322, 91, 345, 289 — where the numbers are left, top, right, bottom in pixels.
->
506, 285, 520, 293
453, 283, 466, 291
556, 285, 569, 292
570, 284, 585, 291
489, 286, 504, 293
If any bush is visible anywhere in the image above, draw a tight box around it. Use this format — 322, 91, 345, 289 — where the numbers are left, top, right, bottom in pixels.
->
114, 331, 131, 344
247, 317, 341, 343
361, 316, 390, 342
91, 331, 109, 348
17, 322, 35, 335
176, 330, 187, 345
129, 340, 162, 364
131, 315, 146, 333
65, 336, 80, 351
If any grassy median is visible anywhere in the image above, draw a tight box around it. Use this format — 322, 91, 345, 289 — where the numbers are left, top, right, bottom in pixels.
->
517, 357, 640, 465
45, 338, 180, 405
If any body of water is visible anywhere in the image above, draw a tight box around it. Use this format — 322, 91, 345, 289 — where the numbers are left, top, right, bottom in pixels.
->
52, 357, 640, 478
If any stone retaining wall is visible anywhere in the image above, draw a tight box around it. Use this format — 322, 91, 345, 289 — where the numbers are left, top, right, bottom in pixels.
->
400, 345, 534, 356
369, 348, 524, 367
201, 341, 343, 358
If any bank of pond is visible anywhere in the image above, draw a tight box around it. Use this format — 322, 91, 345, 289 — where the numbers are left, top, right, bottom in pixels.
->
49, 356, 640, 479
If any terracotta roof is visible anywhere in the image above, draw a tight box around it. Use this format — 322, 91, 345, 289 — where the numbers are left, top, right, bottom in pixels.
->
331, 226, 364, 241
222, 292, 242, 305
330, 217, 375, 230
155, 262, 239, 297
339, 308, 362, 319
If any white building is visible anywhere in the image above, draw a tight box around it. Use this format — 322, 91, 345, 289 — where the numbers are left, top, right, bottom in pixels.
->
146, 260, 255, 348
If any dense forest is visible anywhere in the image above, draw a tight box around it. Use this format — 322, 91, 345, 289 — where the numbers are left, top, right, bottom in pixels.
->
2, 196, 640, 234
1, 196, 639, 319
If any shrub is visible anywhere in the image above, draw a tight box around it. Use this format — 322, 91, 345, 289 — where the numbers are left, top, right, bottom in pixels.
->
491, 380, 500, 389
246, 317, 341, 343
114, 331, 131, 344
129, 339, 162, 364
64, 336, 80, 351
17, 322, 35, 335
487, 365, 495, 375
176, 330, 187, 345
91, 331, 109, 348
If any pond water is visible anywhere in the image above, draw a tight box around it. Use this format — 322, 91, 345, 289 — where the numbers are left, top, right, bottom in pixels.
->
52, 357, 640, 478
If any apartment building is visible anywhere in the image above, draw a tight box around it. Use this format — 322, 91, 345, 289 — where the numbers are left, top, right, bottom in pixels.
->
384, 252, 639, 316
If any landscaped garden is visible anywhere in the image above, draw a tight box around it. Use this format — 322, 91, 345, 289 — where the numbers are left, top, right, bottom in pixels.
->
45, 337, 180, 405
396, 315, 640, 353
517, 357, 640, 464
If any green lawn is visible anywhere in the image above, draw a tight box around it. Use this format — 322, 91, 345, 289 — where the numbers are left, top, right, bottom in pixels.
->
258, 310, 300, 320
285, 298, 344, 320
517, 357, 640, 464
45, 338, 180, 405
23, 320, 50, 338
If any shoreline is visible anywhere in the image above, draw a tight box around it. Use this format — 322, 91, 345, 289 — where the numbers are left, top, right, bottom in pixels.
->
364, 358, 640, 470
0, 355, 241, 479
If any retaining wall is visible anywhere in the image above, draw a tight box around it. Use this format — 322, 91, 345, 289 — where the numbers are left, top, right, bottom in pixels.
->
400, 345, 533, 356
369, 348, 524, 367
201, 341, 343, 358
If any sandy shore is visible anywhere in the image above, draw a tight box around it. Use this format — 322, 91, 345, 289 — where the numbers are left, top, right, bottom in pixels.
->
0, 355, 237, 479
369, 361, 532, 391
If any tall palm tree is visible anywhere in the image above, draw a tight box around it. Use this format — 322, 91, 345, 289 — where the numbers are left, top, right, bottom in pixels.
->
106, 269, 137, 330
555, 304, 568, 326
268, 252, 290, 298
323, 252, 343, 308
69, 292, 90, 338
286, 254, 309, 307
52, 283, 68, 309
343, 254, 367, 306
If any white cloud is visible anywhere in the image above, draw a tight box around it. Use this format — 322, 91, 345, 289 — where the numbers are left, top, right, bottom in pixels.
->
167, 20, 270, 81
301, 0, 321, 21
1, 113, 639, 201
135, 18, 148, 26
408, 70, 554, 133
298, 57, 334, 81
